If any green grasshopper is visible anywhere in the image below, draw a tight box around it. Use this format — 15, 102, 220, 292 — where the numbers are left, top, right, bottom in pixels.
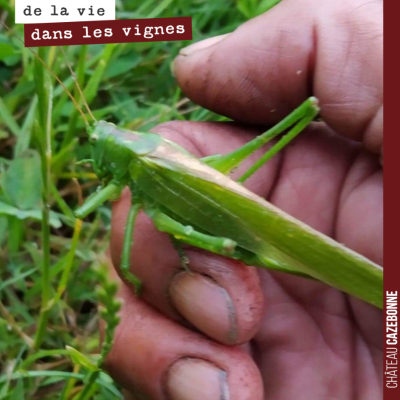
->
7, 26, 383, 308
73, 101, 383, 309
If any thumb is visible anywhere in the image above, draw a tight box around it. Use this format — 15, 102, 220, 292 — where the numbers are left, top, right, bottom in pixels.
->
173, 0, 383, 154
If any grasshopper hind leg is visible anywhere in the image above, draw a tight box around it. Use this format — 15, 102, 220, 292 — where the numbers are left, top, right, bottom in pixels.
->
202, 97, 320, 182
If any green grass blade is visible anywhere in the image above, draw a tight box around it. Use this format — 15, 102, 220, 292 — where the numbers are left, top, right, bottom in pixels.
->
0, 96, 21, 137
33, 47, 54, 350
84, 44, 116, 105
15, 96, 37, 157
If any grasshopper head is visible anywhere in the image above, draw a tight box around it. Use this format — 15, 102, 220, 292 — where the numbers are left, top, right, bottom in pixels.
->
87, 120, 164, 185
87, 121, 128, 182
88, 120, 159, 184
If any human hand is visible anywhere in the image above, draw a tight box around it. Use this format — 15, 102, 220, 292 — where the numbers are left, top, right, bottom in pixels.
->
106, 0, 383, 399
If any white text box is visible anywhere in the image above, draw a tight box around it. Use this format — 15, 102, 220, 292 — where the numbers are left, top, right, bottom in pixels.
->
15, 0, 116, 24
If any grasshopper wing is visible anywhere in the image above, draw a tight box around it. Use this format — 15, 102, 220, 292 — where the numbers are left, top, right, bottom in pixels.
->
132, 139, 383, 308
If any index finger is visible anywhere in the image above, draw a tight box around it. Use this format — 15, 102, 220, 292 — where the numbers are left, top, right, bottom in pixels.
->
173, 0, 383, 154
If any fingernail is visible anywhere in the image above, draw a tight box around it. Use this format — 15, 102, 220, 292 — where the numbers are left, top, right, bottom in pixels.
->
166, 358, 229, 400
169, 272, 237, 343
179, 34, 229, 56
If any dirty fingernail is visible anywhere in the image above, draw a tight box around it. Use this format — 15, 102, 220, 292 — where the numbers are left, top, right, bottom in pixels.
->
169, 272, 237, 344
165, 358, 229, 400
179, 34, 229, 56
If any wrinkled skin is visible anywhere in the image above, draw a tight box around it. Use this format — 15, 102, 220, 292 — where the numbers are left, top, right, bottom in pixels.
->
105, 0, 383, 399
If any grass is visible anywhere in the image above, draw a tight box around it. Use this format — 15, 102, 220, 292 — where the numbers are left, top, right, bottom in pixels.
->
0, 1, 281, 399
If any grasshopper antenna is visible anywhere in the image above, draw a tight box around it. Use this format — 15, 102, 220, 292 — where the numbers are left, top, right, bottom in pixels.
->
0, 19, 90, 127
60, 46, 97, 123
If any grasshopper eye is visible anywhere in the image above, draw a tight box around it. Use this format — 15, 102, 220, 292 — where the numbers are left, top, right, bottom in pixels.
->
89, 133, 99, 144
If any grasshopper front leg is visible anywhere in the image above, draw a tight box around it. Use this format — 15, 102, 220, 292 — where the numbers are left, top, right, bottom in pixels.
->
120, 198, 142, 294
74, 180, 142, 292
75, 181, 124, 219
75, 181, 143, 294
